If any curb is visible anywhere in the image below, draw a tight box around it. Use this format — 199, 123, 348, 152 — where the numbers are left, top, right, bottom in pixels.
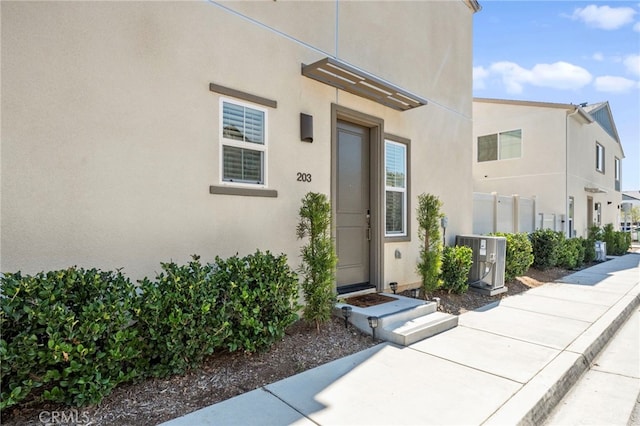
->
486, 282, 640, 426
524, 290, 640, 426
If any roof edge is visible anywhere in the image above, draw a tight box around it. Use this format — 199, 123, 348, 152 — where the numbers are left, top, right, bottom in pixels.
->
463, 0, 482, 13
473, 97, 577, 110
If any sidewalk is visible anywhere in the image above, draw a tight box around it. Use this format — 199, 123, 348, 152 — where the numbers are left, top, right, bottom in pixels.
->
162, 254, 640, 426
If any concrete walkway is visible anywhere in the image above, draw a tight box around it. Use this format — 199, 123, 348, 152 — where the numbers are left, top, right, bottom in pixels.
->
162, 254, 640, 426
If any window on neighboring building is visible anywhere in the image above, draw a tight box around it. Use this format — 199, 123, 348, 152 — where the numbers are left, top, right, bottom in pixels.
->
385, 139, 408, 237
596, 142, 605, 173
477, 129, 522, 162
595, 202, 602, 226
220, 98, 267, 185
615, 157, 621, 191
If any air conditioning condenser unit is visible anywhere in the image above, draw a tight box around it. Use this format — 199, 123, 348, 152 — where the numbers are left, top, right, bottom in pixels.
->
455, 235, 507, 296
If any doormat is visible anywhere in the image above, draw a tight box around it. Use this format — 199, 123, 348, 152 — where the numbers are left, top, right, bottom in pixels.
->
345, 293, 397, 308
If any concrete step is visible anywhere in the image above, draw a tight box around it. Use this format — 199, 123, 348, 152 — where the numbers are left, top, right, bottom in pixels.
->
380, 312, 459, 346
335, 293, 456, 346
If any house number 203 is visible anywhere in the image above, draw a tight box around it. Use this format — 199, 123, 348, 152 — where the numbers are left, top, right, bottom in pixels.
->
296, 172, 312, 182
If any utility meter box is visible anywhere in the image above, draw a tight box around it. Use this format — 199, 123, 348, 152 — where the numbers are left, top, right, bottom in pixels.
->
455, 235, 507, 296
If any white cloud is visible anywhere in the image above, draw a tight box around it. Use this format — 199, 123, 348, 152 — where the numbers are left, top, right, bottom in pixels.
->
529, 62, 593, 89
488, 62, 528, 93
486, 61, 592, 94
635, 21, 640, 32
594, 75, 639, 93
571, 5, 637, 30
592, 52, 605, 61
624, 54, 640, 76
473, 66, 489, 89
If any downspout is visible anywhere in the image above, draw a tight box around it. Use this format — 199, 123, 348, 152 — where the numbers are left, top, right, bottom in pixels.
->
566, 108, 579, 238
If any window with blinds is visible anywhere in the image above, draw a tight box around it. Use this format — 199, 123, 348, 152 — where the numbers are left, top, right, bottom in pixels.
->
385, 140, 407, 237
477, 129, 522, 162
220, 99, 267, 185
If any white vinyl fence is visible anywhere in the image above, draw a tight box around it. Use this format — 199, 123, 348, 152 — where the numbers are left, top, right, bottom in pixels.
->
473, 192, 536, 235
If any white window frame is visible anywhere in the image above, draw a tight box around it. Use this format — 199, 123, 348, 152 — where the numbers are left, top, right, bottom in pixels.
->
385, 139, 408, 238
596, 142, 605, 173
219, 97, 268, 187
477, 129, 522, 162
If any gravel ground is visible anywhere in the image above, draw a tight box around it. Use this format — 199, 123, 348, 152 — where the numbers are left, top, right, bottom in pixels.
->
1, 267, 571, 426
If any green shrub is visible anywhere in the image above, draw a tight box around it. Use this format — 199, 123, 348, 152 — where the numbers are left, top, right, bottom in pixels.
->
416, 193, 444, 296
1, 268, 142, 409
136, 255, 229, 377
529, 229, 563, 270
582, 236, 597, 264
557, 237, 586, 269
216, 251, 299, 352
440, 246, 473, 294
491, 232, 534, 281
602, 223, 631, 256
588, 225, 603, 241
297, 192, 337, 331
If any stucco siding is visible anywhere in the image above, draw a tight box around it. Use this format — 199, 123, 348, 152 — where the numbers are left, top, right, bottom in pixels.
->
1, 1, 474, 287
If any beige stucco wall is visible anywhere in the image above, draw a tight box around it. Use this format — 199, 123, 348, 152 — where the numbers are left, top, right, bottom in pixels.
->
472, 99, 623, 237
567, 111, 623, 236
473, 101, 567, 215
2, 1, 475, 288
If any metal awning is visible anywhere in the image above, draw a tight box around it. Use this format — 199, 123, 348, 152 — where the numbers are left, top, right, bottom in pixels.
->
584, 186, 607, 193
302, 57, 428, 111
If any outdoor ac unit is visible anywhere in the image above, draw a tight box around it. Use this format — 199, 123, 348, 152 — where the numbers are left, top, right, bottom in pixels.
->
455, 235, 507, 296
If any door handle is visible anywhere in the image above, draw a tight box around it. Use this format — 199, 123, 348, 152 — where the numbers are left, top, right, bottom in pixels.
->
366, 227, 371, 241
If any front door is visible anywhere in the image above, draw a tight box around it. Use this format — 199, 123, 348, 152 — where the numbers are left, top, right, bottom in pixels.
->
336, 120, 370, 291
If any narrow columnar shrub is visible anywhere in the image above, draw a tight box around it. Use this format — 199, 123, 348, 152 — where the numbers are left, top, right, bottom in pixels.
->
136, 256, 229, 377
1, 268, 142, 409
491, 232, 534, 281
440, 246, 473, 294
529, 229, 563, 270
416, 193, 444, 296
297, 192, 337, 331
216, 251, 299, 352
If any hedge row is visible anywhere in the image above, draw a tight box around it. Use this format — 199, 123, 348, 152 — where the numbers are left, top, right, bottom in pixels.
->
530, 225, 630, 270
0, 251, 299, 410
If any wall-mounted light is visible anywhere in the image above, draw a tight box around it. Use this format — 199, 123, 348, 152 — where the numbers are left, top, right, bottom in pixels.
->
300, 113, 313, 142
607, 201, 612, 205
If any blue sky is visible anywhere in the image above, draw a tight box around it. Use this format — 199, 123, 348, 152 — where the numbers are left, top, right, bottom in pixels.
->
473, 1, 640, 191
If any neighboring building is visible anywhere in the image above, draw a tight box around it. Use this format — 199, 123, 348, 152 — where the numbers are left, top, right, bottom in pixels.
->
473, 98, 625, 238
1, 1, 480, 294
622, 191, 640, 232
622, 191, 640, 209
